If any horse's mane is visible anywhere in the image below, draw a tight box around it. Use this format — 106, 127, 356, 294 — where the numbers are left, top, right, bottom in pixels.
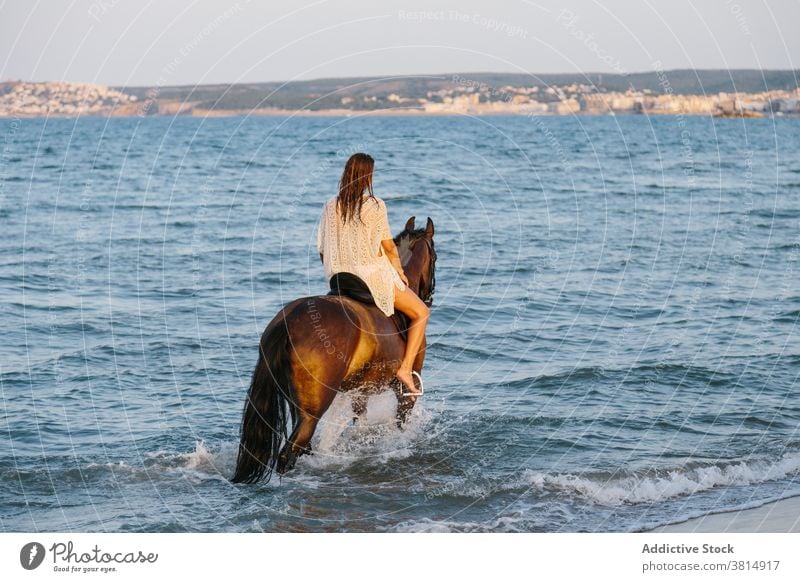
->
394, 227, 436, 306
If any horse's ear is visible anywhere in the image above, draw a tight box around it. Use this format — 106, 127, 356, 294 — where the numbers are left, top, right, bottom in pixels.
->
405, 216, 416, 232
425, 217, 434, 238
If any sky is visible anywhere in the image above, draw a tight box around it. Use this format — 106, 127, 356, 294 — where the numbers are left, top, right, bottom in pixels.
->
1, 0, 798, 87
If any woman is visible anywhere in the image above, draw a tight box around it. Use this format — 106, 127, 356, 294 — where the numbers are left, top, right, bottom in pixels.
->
316, 152, 429, 397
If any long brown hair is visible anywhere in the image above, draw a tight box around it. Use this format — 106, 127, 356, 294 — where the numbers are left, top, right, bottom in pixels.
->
337, 153, 374, 223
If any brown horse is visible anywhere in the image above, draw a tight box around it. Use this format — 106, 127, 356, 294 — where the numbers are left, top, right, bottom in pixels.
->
231, 216, 436, 484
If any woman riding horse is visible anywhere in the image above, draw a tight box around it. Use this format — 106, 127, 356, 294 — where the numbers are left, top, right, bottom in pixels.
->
316, 152, 429, 396
231, 154, 435, 483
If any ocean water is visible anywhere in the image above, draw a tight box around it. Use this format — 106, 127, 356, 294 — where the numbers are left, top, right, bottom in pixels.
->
1, 113, 799, 532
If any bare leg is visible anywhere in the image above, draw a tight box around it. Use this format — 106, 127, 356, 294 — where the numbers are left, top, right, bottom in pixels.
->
393, 284, 429, 397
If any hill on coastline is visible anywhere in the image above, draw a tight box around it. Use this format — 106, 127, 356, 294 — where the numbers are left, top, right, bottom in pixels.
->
113, 69, 800, 112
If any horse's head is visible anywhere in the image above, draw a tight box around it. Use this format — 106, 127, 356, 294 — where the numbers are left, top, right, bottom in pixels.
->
394, 216, 436, 306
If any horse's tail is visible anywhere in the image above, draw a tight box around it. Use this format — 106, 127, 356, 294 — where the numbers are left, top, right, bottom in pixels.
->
231, 322, 295, 484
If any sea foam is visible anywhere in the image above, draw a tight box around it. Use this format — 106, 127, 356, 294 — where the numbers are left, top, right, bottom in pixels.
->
513, 450, 800, 505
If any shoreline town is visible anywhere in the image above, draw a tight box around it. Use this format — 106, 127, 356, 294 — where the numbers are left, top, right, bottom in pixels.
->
2, 73, 799, 119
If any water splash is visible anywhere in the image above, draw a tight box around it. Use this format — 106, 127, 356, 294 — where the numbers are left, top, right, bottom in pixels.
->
303, 392, 431, 470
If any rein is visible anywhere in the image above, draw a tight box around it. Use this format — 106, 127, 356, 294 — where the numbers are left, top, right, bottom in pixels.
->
405, 233, 436, 307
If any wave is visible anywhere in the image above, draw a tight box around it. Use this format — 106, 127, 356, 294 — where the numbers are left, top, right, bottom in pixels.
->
774, 310, 800, 322
144, 441, 237, 480
494, 362, 736, 392
0, 440, 240, 492
509, 451, 800, 506
389, 505, 548, 533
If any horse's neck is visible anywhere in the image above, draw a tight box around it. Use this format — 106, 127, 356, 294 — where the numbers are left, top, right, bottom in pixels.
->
402, 252, 424, 296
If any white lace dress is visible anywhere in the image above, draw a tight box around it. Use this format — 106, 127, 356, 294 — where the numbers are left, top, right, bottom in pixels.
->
316, 195, 405, 316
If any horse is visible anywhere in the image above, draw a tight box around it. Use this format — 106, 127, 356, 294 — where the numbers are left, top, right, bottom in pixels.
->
231, 216, 437, 484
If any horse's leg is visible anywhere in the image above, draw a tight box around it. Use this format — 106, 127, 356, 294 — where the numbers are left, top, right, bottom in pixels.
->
277, 375, 339, 474
277, 412, 320, 474
393, 379, 416, 428
350, 393, 367, 425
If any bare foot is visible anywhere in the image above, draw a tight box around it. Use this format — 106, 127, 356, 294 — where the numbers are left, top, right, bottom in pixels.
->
396, 368, 421, 397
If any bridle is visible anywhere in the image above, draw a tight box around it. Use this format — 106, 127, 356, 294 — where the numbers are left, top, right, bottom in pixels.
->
407, 234, 436, 307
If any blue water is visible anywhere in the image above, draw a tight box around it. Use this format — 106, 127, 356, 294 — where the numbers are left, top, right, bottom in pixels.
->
1, 113, 799, 532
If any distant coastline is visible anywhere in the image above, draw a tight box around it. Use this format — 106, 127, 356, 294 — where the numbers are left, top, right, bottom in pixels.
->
2, 69, 799, 119
2, 107, 793, 119
3, 108, 786, 119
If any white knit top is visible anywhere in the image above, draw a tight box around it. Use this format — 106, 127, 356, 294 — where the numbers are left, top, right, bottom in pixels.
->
316, 195, 405, 316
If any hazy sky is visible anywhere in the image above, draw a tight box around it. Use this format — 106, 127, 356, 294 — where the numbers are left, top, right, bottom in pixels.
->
2, 0, 798, 87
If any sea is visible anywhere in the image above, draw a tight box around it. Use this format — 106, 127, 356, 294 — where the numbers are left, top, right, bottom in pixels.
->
1, 113, 799, 532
